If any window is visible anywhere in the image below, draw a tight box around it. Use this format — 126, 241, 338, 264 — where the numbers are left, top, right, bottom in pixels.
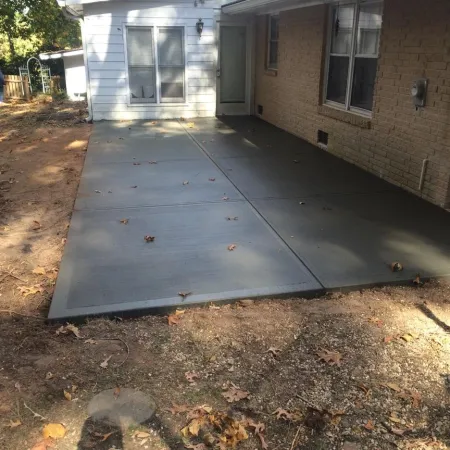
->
267, 15, 279, 70
325, 2, 382, 113
126, 26, 185, 104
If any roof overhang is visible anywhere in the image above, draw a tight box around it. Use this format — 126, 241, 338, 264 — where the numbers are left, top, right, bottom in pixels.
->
39, 49, 84, 60
222, 0, 340, 15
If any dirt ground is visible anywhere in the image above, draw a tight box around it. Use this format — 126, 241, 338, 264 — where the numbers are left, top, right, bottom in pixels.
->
0, 101, 449, 450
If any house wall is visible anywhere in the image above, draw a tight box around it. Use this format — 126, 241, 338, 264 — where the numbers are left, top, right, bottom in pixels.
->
254, 0, 450, 209
63, 54, 87, 101
83, 0, 219, 120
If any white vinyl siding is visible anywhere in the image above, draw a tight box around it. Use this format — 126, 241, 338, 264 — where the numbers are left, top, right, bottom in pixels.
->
83, 0, 218, 120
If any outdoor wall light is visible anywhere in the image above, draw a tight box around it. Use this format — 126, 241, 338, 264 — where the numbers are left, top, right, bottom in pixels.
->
196, 18, 204, 36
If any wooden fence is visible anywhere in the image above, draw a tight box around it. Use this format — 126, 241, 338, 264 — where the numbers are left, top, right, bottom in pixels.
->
4, 75, 31, 101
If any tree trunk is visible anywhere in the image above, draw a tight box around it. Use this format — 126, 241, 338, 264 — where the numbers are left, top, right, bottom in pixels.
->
7, 33, 15, 58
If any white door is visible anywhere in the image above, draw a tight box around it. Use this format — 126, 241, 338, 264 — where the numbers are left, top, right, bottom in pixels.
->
217, 25, 250, 115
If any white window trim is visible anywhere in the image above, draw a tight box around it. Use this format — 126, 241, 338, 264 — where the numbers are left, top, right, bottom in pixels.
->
323, 0, 382, 116
266, 15, 279, 71
123, 24, 188, 107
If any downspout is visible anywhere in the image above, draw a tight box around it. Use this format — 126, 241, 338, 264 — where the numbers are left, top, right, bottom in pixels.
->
60, 5, 93, 123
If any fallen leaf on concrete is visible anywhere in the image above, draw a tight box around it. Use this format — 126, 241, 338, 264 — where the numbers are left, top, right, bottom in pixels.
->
32, 221, 41, 230
149, 161, 157, 164
6, 419, 22, 428
316, 348, 342, 366
32, 267, 46, 275
100, 355, 112, 369
94, 190, 101, 194
130, 185, 138, 188
133, 162, 141, 166
226, 216, 238, 221
227, 244, 237, 251
84, 339, 96, 344
273, 407, 302, 422
42, 423, 66, 439
183, 180, 189, 185
208, 178, 216, 181
63, 390, 72, 401
120, 219, 129, 224
178, 291, 192, 299
222, 383, 249, 402
363, 419, 375, 431
168, 314, 181, 326
166, 403, 190, 415
390, 262, 403, 272
144, 235, 155, 242
187, 122, 195, 128
266, 347, 281, 357
222, 196, 229, 201
185, 372, 199, 384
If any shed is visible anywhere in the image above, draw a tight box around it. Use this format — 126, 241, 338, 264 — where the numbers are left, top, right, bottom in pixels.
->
39, 49, 86, 101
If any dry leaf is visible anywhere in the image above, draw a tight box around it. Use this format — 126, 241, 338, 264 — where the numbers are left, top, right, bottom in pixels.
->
42, 423, 66, 439
185, 371, 199, 384
149, 161, 157, 164
391, 427, 406, 436
185, 444, 206, 450
65, 324, 82, 338
94, 431, 114, 442
32, 220, 41, 230
130, 185, 138, 188
222, 384, 249, 403
84, 339, 96, 344
32, 267, 46, 275
133, 162, 141, 166
273, 407, 302, 422
63, 390, 72, 401
227, 244, 237, 251
187, 122, 195, 128
100, 355, 112, 369
166, 403, 190, 415
384, 335, 394, 344
401, 333, 414, 342
31, 438, 55, 450
113, 387, 120, 399
208, 178, 216, 181
178, 291, 192, 299
226, 216, 238, 221
363, 419, 375, 431
168, 314, 181, 326
144, 235, 155, 242
381, 382, 402, 392
390, 262, 403, 272
266, 347, 281, 357
7, 419, 22, 428
183, 180, 189, 185
45, 372, 53, 380
120, 219, 129, 225
316, 348, 342, 366
18, 284, 44, 297
413, 274, 423, 285
397, 390, 421, 408
95, 190, 101, 193
222, 196, 229, 201
388, 412, 402, 423
132, 430, 151, 439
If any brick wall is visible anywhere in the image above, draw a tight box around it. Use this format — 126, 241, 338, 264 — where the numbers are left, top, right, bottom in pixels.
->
254, 0, 450, 208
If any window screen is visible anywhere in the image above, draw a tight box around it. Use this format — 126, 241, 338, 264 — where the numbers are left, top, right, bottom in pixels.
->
127, 27, 156, 103
267, 16, 279, 70
158, 27, 185, 103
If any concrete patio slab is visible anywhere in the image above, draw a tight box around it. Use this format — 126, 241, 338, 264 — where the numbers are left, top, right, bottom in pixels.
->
49, 201, 320, 319
49, 117, 450, 320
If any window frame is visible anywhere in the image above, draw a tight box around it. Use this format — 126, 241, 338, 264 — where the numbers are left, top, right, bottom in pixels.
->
124, 24, 187, 106
323, 0, 383, 117
266, 15, 279, 71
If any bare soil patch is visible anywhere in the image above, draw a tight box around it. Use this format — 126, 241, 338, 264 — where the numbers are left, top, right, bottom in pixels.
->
0, 101, 449, 450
